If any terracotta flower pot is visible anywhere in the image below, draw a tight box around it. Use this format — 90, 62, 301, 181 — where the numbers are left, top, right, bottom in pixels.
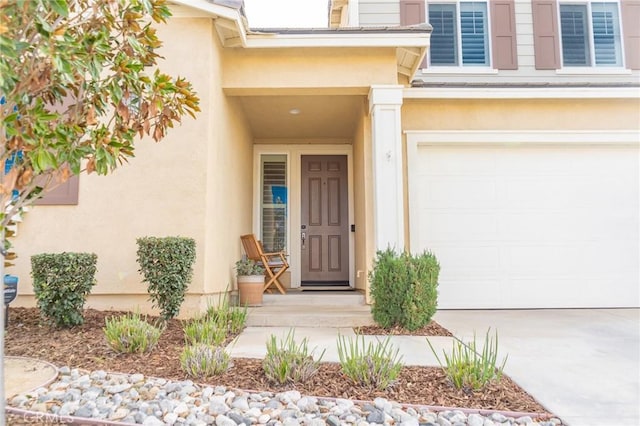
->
237, 275, 264, 306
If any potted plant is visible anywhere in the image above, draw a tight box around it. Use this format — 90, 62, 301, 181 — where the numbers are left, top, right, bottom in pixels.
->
236, 258, 265, 306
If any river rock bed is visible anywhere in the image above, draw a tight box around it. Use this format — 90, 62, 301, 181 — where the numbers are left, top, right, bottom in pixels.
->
9, 367, 563, 426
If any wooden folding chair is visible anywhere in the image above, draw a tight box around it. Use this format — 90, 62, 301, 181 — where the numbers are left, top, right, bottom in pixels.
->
240, 234, 288, 295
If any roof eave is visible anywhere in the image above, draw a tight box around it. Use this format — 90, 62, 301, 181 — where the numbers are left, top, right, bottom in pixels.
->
169, 1, 431, 79
169, 0, 248, 47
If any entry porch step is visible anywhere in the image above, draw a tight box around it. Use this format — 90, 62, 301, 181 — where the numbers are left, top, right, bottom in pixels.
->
262, 291, 366, 306
245, 291, 373, 327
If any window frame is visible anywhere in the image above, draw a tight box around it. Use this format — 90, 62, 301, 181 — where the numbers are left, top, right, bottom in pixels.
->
557, 0, 624, 69
426, 0, 493, 69
259, 153, 290, 253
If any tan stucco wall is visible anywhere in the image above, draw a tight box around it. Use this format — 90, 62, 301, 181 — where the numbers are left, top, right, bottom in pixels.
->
203, 39, 255, 303
402, 98, 640, 130
352, 103, 376, 301
11, 17, 254, 317
223, 47, 399, 95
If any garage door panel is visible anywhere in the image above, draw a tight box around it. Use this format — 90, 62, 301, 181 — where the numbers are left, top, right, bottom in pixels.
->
432, 245, 503, 275
423, 178, 498, 207
502, 278, 589, 308
505, 177, 635, 209
411, 145, 639, 308
504, 245, 597, 276
438, 279, 504, 309
418, 148, 498, 175
505, 179, 596, 208
423, 210, 623, 243
499, 211, 609, 241
422, 212, 498, 241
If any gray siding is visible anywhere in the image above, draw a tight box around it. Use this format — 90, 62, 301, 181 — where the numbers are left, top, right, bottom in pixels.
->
359, 0, 401, 26
355, 0, 639, 84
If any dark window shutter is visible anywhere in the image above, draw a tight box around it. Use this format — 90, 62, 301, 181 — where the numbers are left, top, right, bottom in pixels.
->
621, 0, 640, 69
490, 0, 518, 69
532, 0, 561, 69
34, 175, 79, 205
400, 0, 428, 68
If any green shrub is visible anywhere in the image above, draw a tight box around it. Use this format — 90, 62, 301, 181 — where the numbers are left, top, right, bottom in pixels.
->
104, 312, 163, 353
263, 329, 325, 384
337, 334, 403, 390
427, 328, 508, 391
180, 344, 231, 378
183, 316, 227, 346
31, 252, 98, 327
369, 248, 440, 331
136, 236, 196, 320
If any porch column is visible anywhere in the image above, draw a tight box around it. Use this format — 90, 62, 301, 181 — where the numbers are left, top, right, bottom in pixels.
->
368, 85, 404, 251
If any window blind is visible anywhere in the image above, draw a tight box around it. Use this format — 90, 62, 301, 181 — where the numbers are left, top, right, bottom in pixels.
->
460, 2, 489, 65
429, 4, 458, 65
591, 3, 622, 66
261, 156, 287, 252
560, 4, 590, 66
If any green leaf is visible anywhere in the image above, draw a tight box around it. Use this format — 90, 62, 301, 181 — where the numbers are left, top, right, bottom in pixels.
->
34, 150, 57, 171
50, 0, 69, 17
35, 15, 53, 35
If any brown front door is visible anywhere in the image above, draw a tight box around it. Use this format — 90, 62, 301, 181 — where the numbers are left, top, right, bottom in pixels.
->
301, 155, 349, 285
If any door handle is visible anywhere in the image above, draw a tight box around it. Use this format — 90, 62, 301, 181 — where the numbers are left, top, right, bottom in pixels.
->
301, 232, 306, 247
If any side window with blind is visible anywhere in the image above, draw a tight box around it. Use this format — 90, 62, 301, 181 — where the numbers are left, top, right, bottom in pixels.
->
559, 2, 622, 67
260, 155, 287, 252
401, 0, 518, 70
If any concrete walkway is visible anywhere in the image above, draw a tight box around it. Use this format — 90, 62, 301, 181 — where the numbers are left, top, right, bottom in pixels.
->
232, 309, 640, 426
433, 309, 640, 426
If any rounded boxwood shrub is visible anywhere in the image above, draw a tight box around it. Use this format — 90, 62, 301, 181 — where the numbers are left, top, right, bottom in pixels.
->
31, 252, 98, 327
369, 248, 440, 331
136, 236, 196, 321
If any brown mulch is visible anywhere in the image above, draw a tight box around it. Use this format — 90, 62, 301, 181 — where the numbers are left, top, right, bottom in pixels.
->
355, 322, 453, 337
5, 307, 550, 417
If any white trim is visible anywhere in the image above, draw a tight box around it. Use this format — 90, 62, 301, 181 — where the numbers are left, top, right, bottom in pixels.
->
253, 145, 355, 289
405, 130, 640, 145
348, 0, 360, 26
403, 86, 640, 99
420, 67, 498, 74
244, 32, 430, 49
170, 0, 243, 20
369, 86, 405, 251
369, 84, 405, 109
555, 67, 632, 75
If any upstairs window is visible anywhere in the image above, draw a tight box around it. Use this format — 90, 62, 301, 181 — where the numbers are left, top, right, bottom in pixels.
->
428, 1, 490, 66
559, 2, 622, 67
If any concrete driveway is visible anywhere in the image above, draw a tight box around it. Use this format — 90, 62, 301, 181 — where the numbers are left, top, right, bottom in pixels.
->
433, 309, 640, 426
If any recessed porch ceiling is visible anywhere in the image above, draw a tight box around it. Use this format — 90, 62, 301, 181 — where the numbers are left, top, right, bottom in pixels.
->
238, 95, 365, 143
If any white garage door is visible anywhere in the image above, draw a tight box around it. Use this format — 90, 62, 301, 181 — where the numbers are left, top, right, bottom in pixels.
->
409, 145, 639, 309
